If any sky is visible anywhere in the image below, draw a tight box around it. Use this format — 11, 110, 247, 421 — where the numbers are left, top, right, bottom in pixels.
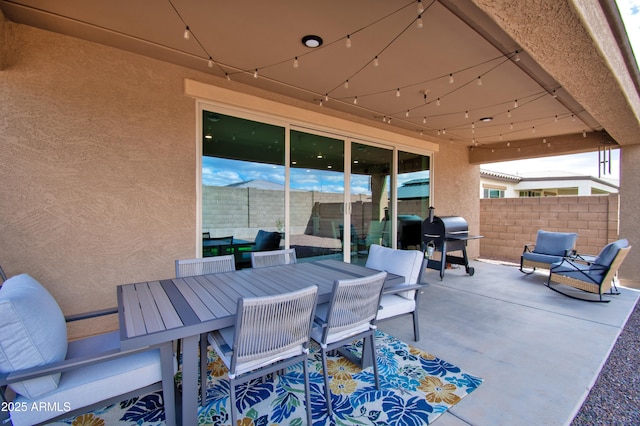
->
485, 0, 639, 181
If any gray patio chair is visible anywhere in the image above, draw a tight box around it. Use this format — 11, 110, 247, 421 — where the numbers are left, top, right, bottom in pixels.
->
208, 285, 318, 426
175, 255, 236, 277
520, 230, 577, 273
547, 239, 631, 302
0, 274, 175, 426
365, 244, 425, 341
250, 248, 297, 268
310, 271, 387, 416
175, 255, 236, 402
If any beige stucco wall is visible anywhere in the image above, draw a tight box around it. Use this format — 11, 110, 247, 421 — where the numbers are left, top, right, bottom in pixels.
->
619, 144, 640, 280
432, 145, 481, 259
0, 18, 481, 334
0, 21, 200, 316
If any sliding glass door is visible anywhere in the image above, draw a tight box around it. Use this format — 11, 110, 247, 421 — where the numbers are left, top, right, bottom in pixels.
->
199, 106, 432, 265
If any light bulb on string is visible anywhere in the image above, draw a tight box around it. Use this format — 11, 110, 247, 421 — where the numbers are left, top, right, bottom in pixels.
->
344, 80, 349, 89
183, 26, 190, 40
417, 0, 424, 14
583, 130, 587, 138
225, 73, 231, 80
208, 57, 214, 68
253, 69, 258, 78
510, 123, 514, 129
346, 35, 351, 48
449, 74, 454, 84
423, 116, 427, 123
353, 96, 358, 105
293, 57, 299, 68
373, 56, 379, 67
405, 110, 410, 117
507, 110, 511, 118
514, 50, 521, 62
416, 15, 423, 28
436, 98, 441, 106
514, 99, 519, 108
396, 88, 401, 97
465, 111, 469, 119
477, 76, 482, 86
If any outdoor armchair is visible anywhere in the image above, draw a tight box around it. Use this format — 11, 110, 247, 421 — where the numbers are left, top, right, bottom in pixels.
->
547, 239, 631, 302
208, 285, 318, 426
520, 230, 577, 273
365, 244, 425, 341
0, 274, 175, 426
310, 271, 387, 416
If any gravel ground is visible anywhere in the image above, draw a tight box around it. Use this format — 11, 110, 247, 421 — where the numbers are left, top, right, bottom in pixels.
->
571, 296, 640, 425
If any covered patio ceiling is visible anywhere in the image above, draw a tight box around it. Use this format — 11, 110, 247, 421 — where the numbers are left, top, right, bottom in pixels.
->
2, 0, 639, 163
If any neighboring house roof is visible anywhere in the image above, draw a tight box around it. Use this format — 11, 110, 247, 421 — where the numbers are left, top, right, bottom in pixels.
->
226, 179, 284, 190
480, 169, 619, 194
398, 178, 430, 199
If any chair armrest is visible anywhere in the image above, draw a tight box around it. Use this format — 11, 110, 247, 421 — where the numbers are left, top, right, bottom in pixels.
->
382, 283, 423, 295
0, 342, 156, 387
65, 307, 118, 322
523, 244, 535, 253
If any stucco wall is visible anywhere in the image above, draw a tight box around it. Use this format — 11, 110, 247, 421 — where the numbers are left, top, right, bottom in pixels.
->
432, 145, 481, 258
619, 144, 640, 279
0, 18, 481, 332
0, 21, 202, 315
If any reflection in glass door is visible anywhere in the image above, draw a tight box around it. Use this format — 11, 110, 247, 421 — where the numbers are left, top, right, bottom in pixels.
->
289, 130, 346, 262
397, 151, 431, 250
350, 142, 393, 264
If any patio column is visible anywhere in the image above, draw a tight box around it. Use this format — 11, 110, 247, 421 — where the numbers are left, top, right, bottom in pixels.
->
619, 144, 640, 283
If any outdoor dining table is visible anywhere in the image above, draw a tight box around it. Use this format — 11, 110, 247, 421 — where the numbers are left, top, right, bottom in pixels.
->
117, 258, 405, 425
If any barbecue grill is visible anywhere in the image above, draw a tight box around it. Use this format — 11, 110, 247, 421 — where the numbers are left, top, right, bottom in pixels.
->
422, 211, 483, 279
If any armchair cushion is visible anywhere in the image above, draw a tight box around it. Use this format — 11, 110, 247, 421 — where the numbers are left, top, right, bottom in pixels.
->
532, 231, 577, 256
366, 244, 423, 298
254, 230, 282, 251
594, 239, 629, 267
10, 332, 161, 426
0, 274, 67, 398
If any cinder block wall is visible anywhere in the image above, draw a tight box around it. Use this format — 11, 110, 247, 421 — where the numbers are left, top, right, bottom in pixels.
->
480, 195, 619, 264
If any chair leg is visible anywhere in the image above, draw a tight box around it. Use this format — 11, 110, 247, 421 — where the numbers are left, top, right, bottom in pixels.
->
303, 357, 313, 426
200, 333, 208, 404
412, 311, 420, 342
229, 378, 237, 426
370, 333, 380, 390
321, 348, 333, 416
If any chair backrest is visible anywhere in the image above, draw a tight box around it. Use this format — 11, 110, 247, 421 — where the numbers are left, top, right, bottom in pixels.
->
231, 285, 318, 370
0, 274, 68, 399
320, 271, 387, 343
593, 239, 629, 267
251, 248, 297, 269
365, 244, 424, 284
175, 255, 236, 277
597, 245, 631, 287
534, 230, 577, 256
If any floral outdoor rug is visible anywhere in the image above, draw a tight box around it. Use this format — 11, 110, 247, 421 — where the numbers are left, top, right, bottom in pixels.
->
52, 331, 482, 425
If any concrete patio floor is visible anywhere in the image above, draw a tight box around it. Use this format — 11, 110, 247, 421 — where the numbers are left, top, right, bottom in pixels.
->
377, 260, 640, 426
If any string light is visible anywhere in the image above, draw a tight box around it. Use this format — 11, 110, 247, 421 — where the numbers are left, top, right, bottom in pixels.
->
183, 26, 190, 40
465, 111, 469, 119
353, 96, 358, 104
514, 99, 519, 108
293, 57, 299, 68
583, 130, 587, 138
405, 110, 410, 117
416, 15, 423, 28
423, 116, 427, 123
373, 56, 379, 67
477, 76, 483, 86
225, 73, 231, 80
253, 69, 258, 78
344, 80, 349, 89
449, 73, 454, 84
507, 110, 512, 118
417, 0, 424, 14
514, 50, 521, 62
436, 98, 441, 106
208, 57, 214, 68
346, 35, 352, 48
396, 88, 401, 97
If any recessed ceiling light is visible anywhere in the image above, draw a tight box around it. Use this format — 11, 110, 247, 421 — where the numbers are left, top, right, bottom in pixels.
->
302, 35, 323, 48
479, 117, 493, 122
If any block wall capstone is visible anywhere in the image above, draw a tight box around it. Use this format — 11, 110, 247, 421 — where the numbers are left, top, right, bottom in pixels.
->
479, 195, 619, 264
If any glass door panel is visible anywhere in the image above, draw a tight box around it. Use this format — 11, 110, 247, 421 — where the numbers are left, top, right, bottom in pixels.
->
289, 130, 345, 262
350, 142, 393, 264
201, 110, 285, 267
397, 150, 431, 250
